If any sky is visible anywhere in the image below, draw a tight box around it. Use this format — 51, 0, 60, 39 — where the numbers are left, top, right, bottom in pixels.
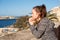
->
0, 0, 60, 16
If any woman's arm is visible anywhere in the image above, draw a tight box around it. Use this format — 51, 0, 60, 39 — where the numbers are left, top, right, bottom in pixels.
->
29, 18, 49, 39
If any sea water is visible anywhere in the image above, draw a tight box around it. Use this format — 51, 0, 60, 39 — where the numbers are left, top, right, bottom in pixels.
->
0, 19, 16, 28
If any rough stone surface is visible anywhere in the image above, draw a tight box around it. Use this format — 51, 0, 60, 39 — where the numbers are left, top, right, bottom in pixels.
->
0, 29, 40, 40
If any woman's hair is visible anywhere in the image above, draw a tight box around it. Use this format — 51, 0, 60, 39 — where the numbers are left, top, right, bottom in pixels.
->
33, 4, 47, 18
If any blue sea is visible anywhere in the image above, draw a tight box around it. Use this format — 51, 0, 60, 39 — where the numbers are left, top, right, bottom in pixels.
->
0, 19, 16, 28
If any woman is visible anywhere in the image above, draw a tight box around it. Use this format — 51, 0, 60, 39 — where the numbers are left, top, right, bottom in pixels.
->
29, 4, 58, 40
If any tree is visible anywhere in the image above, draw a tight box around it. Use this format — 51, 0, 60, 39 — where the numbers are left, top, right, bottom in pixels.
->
14, 15, 30, 30
47, 12, 58, 22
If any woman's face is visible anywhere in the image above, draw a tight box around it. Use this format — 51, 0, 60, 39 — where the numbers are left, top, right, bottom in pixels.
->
32, 9, 40, 19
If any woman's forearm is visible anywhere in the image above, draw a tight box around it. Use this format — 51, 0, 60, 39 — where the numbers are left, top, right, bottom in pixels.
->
29, 24, 46, 39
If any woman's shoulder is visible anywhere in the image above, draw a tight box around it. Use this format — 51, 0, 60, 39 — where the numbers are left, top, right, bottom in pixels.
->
41, 17, 54, 23
40, 17, 49, 23
39, 17, 55, 27
42, 17, 55, 25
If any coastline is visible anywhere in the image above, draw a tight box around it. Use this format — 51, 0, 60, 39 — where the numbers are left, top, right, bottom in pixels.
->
0, 28, 19, 37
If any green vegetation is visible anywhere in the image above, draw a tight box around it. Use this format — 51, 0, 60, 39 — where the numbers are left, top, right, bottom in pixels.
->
14, 15, 30, 30
47, 12, 58, 22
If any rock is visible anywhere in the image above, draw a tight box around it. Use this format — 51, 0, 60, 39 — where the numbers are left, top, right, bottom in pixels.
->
0, 29, 41, 40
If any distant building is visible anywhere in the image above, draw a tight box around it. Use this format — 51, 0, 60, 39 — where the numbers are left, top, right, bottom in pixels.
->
0, 16, 15, 19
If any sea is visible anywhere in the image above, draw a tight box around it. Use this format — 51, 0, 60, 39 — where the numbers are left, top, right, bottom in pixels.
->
0, 19, 16, 28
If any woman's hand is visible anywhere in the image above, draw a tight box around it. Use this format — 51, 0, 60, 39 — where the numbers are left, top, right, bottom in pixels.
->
29, 18, 36, 25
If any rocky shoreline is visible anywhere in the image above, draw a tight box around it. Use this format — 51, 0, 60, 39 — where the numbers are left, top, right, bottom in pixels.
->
0, 29, 41, 40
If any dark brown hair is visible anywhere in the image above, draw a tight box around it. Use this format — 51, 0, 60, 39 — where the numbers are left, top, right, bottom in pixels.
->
33, 4, 47, 18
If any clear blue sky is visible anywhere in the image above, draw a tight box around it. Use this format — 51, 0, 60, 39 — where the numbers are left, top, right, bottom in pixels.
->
0, 0, 60, 16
